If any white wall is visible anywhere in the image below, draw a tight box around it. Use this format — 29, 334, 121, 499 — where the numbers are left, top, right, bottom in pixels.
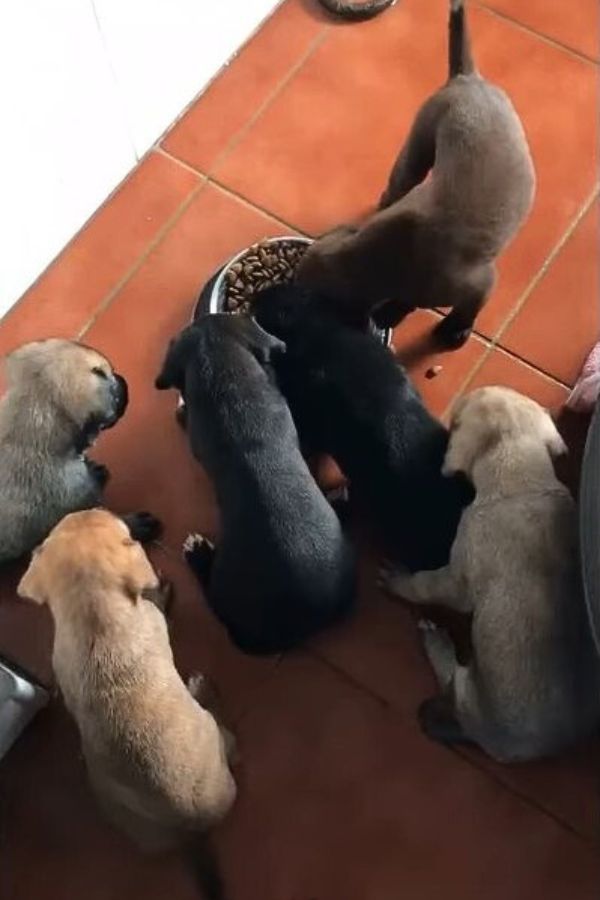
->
0, 0, 279, 317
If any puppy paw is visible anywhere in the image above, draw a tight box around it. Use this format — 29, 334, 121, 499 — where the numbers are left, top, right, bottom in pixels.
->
141, 574, 173, 614
222, 726, 239, 765
187, 672, 209, 701
377, 562, 411, 598
86, 459, 110, 488
123, 511, 163, 543
187, 672, 222, 715
433, 316, 472, 350
183, 533, 215, 587
175, 396, 187, 429
324, 484, 351, 521
418, 696, 465, 745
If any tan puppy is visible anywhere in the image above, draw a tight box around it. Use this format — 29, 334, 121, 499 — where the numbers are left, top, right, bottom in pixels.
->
380, 387, 600, 761
18, 510, 236, 852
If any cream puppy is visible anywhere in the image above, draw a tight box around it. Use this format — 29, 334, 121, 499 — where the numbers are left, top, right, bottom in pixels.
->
380, 387, 600, 761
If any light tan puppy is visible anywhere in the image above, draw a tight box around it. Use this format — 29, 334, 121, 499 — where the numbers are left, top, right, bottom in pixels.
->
380, 387, 600, 761
18, 509, 236, 851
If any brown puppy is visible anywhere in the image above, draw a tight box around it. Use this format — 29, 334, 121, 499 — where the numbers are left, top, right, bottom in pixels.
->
297, 0, 535, 347
18, 510, 236, 855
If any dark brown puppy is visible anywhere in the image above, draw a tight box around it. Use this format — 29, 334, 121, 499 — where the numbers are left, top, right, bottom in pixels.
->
297, 0, 535, 347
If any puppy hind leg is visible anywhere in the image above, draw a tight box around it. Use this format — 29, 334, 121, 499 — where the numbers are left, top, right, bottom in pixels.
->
378, 95, 445, 209
379, 563, 469, 611
418, 619, 457, 688
187, 673, 238, 764
183, 533, 215, 589
434, 266, 495, 349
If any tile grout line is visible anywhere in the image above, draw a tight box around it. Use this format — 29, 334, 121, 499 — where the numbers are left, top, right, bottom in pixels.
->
181, 25, 331, 178
451, 745, 600, 848
76, 180, 206, 339
209, 174, 313, 237
474, 1, 600, 66
157, 146, 314, 237
152, 0, 290, 150
490, 187, 600, 349
443, 186, 600, 418
306, 646, 597, 847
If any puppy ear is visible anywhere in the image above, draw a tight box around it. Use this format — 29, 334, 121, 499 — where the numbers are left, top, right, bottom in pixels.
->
244, 317, 286, 364
155, 340, 180, 391
121, 540, 159, 603
541, 413, 568, 457
442, 426, 477, 478
17, 552, 47, 605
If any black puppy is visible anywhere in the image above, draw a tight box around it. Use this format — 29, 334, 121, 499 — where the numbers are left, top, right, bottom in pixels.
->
155, 314, 356, 654
252, 285, 473, 572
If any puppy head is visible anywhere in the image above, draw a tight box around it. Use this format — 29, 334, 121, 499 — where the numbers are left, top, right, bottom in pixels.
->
5, 339, 128, 438
252, 283, 350, 339
443, 386, 566, 478
17, 509, 158, 610
155, 315, 285, 392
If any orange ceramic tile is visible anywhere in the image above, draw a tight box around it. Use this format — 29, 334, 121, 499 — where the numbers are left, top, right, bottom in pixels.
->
0, 705, 200, 900
484, 0, 600, 61
463, 347, 569, 409
214, 0, 598, 339
0, 152, 200, 356
162, 0, 328, 173
0, 561, 54, 687
392, 309, 488, 417
146, 544, 281, 723
82, 182, 298, 550
460, 738, 600, 843
500, 201, 600, 386
310, 551, 438, 716
218, 653, 600, 900
214, 0, 448, 233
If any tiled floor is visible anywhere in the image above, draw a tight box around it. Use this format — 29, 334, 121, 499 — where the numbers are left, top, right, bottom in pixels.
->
1, 0, 599, 897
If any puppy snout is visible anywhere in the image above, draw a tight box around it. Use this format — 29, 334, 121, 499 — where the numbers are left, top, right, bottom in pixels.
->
110, 373, 129, 419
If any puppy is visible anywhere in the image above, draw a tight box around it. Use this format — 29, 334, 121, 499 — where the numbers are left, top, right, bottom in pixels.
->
17, 509, 236, 857
380, 387, 600, 761
0, 338, 159, 562
155, 314, 356, 654
253, 285, 473, 572
297, 0, 535, 347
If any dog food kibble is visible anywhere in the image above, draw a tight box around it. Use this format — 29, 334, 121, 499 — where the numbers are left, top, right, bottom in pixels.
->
224, 240, 309, 313
425, 365, 443, 379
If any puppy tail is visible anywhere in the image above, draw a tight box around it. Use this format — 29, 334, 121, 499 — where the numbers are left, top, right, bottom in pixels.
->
183, 836, 226, 900
449, 0, 475, 79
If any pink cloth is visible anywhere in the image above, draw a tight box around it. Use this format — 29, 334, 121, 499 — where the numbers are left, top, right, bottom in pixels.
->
567, 341, 600, 413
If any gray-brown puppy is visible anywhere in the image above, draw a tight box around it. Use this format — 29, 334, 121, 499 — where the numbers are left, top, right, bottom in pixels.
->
0, 339, 156, 563
380, 387, 600, 762
298, 0, 535, 348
